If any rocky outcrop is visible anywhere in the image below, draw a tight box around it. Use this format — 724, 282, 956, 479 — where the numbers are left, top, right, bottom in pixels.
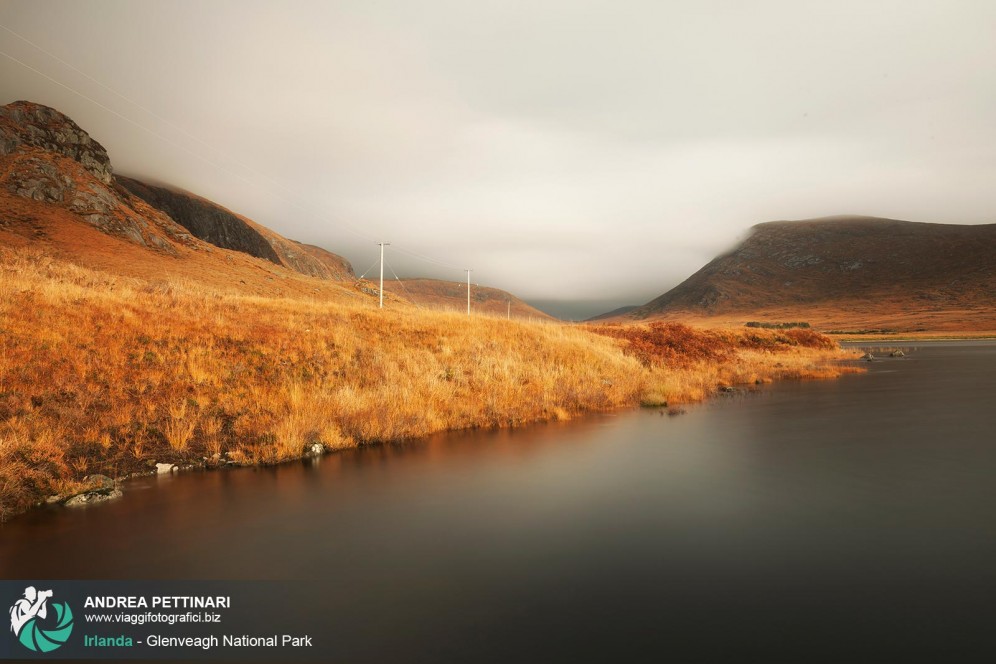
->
58, 475, 122, 507
1, 99, 354, 279
0, 101, 193, 252
0, 101, 113, 184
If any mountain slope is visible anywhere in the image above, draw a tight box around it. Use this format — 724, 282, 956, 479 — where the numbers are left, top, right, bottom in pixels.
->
118, 176, 353, 280
1, 101, 193, 254
630, 216, 996, 331
1, 100, 361, 298
586, 305, 639, 322
116, 176, 282, 264
393, 278, 556, 320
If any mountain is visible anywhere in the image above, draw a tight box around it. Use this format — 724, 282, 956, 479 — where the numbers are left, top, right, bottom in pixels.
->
392, 278, 556, 320
1, 100, 192, 254
585, 305, 639, 322
0, 100, 366, 299
629, 216, 996, 332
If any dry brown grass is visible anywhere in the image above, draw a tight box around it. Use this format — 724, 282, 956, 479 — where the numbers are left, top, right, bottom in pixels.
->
590, 322, 862, 406
0, 249, 859, 520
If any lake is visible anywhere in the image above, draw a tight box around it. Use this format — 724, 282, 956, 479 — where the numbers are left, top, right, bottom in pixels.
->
2, 341, 995, 661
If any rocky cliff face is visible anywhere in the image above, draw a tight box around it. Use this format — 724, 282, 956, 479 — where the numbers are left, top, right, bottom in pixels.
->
0, 101, 189, 252
0, 101, 113, 184
119, 177, 354, 280
118, 177, 283, 265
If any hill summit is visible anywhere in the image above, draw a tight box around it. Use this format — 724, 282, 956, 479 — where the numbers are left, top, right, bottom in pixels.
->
629, 216, 996, 331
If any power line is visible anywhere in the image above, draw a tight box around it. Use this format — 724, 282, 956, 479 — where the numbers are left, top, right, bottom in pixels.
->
383, 258, 423, 309
391, 245, 466, 272
0, 23, 477, 281
0, 23, 377, 244
0, 24, 314, 204
356, 258, 381, 280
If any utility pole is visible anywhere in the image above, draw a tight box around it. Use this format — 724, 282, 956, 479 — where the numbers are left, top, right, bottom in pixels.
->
464, 269, 473, 315
378, 242, 390, 308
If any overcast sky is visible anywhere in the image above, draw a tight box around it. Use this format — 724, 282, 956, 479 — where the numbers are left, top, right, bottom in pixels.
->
2, 1, 995, 318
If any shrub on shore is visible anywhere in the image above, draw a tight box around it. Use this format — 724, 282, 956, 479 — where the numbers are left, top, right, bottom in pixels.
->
744, 321, 811, 329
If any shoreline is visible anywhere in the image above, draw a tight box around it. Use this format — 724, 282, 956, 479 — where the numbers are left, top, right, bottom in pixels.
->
29, 356, 864, 520
834, 335, 996, 343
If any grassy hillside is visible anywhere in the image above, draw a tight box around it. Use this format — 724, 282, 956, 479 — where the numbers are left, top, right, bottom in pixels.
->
0, 248, 857, 520
629, 216, 996, 332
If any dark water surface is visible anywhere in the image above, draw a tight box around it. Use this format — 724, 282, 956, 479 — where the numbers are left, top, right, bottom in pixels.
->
3, 341, 996, 661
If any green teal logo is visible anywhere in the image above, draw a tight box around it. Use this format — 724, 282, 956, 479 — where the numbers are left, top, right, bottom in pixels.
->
9, 586, 74, 652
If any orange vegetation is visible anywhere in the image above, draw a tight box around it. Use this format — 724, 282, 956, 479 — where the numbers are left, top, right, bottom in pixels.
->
590, 322, 860, 406
0, 249, 858, 520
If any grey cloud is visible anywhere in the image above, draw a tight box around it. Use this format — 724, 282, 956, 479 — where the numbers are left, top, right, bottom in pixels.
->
2, 0, 994, 312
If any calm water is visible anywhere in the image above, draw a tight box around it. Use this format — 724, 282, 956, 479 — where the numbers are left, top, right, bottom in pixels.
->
2, 341, 996, 661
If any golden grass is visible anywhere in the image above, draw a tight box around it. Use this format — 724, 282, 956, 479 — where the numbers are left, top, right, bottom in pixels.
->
0, 249, 859, 520
590, 322, 862, 406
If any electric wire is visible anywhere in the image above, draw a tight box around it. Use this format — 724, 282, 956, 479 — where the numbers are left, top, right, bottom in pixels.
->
356, 258, 381, 280
383, 258, 424, 309
0, 24, 474, 274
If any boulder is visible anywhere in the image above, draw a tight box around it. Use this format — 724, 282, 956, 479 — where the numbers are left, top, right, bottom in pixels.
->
64, 488, 122, 507
0, 101, 113, 184
62, 475, 121, 508
156, 462, 177, 474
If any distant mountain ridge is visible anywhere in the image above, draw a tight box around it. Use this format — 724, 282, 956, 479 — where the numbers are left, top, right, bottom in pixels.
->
394, 278, 555, 320
627, 216, 996, 330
